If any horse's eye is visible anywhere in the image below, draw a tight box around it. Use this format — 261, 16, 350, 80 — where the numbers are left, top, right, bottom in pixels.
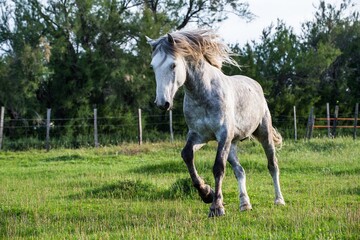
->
149, 64, 153, 69
171, 63, 176, 69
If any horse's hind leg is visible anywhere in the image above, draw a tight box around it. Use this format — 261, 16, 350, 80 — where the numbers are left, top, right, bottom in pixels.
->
228, 143, 252, 211
254, 114, 285, 206
181, 132, 214, 204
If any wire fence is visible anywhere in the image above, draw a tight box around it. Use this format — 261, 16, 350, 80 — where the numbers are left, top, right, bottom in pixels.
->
0, 108, 187, 150
0, 104, 358, 151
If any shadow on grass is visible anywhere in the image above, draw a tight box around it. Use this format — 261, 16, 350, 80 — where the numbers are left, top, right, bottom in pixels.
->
332, 167, 360, 176
129, 160, 215, 175
337, 186, 360, 196
70, 178, 198, 201
281, 165, 360, 175
130, 161, 186, 175
44, 154, 84, 162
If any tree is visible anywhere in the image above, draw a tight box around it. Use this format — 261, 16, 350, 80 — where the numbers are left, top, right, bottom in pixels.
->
0, 0, 49, 121
230, 0, 359, 133
301, 0, 360, 116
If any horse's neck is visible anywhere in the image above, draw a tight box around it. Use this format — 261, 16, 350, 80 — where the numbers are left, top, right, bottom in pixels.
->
184, 61, 221, 99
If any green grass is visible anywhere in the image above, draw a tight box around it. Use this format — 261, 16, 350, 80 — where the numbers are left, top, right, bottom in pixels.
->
0, 138, 359, 239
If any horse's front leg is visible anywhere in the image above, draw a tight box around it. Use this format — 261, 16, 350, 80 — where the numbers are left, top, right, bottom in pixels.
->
181, 132, 214, 204
209, 138, 231, 217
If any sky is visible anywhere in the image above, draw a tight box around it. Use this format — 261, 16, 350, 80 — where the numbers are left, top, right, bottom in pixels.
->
217, 0, 349, 45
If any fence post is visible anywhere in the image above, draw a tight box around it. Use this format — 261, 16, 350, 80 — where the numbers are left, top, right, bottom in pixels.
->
306, 107, 314, 140
326, 103, 331, 138
332, 105, 339, 138
293, 106, 297, 141
0, 106, 4, 150
310, 112, 315, 139
354, 103, 359, 140
169, 110, 174, 143
94, 108, 99, 148
46, 108, 51, 152
138, 108, 142, 145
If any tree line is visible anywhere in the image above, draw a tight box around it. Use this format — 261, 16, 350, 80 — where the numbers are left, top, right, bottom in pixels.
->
229, 0, 360, 124
0, 0, 359, 142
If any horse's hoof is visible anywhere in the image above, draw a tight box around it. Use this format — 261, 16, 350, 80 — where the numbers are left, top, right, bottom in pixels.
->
240, 203, 252, 211
208, 207, 225, 217
274, 198, 285, 206
199, 185, 214, 204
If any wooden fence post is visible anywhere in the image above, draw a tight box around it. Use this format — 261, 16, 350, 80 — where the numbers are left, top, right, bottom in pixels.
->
169, 110, 174, 143
310, 112, 315, 139
326, 103, 331, 138
332, 105, 339, 138
0, 106, 4, 150
46, 108, 51, 152
138, 108, 142, 145
354, 103, 359, 140
306, 107, 314, 140
94, 108, 99, 148
293, 106, 297, 141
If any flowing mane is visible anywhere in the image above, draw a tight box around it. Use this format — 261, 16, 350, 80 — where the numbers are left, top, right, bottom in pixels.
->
153, 29, 239, 69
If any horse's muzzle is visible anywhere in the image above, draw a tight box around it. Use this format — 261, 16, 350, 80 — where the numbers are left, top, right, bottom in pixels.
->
154, 97, 172, 110
157, 101, 170, 111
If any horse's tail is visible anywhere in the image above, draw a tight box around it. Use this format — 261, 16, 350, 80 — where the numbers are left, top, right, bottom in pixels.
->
272, 127, 283, 149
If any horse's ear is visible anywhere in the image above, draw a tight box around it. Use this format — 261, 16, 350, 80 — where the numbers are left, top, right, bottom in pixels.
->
167, 34, 174, 45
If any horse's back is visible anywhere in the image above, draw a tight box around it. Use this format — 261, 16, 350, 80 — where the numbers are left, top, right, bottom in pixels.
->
230, 75, 264, 96
227, 75, 269, 137
228, 75, 267, 111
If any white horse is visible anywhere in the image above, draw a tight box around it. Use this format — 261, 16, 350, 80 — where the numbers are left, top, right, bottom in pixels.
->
147, 29, 285, 217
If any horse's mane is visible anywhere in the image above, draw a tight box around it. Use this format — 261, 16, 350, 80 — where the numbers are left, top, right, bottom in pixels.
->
154, 29, 239, 69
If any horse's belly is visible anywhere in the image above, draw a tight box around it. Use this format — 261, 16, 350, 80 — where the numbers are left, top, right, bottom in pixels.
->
232, 105, 263, 136
184, 111, 219, 140
233, 120, 259, 139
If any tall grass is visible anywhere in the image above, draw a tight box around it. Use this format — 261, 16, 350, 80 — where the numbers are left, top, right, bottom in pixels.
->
0, 138, 359, 239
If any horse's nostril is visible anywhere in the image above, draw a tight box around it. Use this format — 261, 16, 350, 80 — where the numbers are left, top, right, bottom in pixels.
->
157, 101, 170, 110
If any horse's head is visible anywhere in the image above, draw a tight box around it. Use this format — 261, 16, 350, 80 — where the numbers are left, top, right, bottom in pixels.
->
147, 34, 186, 110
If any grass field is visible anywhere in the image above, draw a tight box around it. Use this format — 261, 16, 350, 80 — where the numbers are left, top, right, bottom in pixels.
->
0, 138, 359, 239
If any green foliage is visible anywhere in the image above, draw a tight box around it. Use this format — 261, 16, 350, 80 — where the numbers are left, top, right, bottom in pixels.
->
228, 0, 359, 130
300, 0, 360, 117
